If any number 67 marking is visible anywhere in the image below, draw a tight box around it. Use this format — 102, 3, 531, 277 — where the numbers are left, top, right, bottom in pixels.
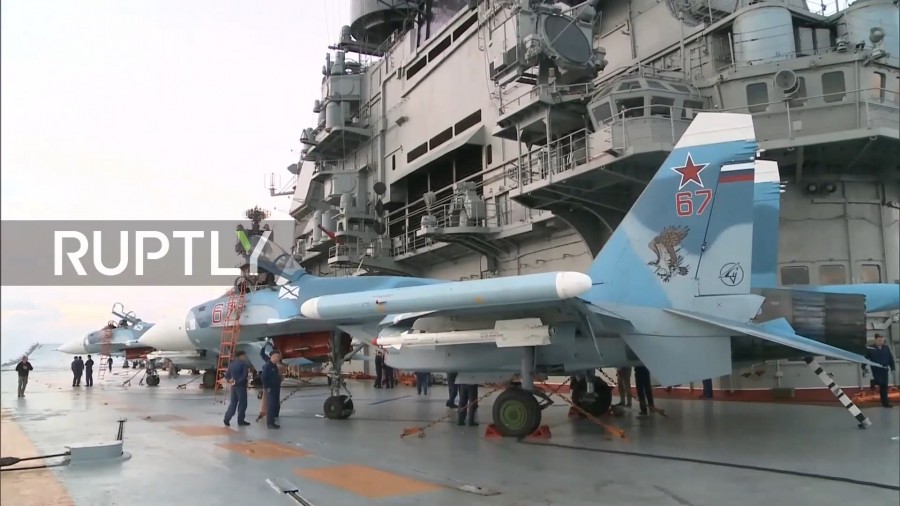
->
676, 189, 713, 217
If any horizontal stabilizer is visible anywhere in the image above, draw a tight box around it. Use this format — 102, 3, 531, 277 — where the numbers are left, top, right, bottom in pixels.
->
621, 334, 732, 386
798, 283, 900, 313
760, 318, 794, 334
664, 309, 883, 368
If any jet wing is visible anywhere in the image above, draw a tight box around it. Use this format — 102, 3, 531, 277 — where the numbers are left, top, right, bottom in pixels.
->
664, 308, 882, 368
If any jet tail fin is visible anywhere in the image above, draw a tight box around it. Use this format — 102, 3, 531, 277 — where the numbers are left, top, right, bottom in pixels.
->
751, 160, 783, 288
585, 113, 759, 308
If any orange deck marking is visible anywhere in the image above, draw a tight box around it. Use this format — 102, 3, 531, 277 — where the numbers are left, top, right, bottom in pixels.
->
0, 418, 76, 506
295, 464, 442, 499
171, 425, 236, 436
140, 415, 186, 422
218, 440, 311, 460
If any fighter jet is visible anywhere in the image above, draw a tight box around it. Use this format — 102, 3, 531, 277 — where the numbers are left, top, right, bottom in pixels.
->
57, 304, 156, 358
291, 113, 891, 435
139, 113, 892, 435
60, 303, 314, 388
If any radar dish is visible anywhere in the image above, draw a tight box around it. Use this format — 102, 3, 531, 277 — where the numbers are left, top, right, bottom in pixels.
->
543, 14, 592, 65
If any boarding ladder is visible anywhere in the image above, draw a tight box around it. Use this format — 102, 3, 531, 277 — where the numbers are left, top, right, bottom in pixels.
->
212, 281, 247, 403
98, 324, 113, 381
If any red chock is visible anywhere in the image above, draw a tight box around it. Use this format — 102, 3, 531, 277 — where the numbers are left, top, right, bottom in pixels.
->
527, 425, 552, 440
483, 424, 504, 439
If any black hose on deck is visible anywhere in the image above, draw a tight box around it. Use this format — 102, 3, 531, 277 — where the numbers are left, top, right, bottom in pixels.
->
0, 452, 70, 470
520, 441, 900, 492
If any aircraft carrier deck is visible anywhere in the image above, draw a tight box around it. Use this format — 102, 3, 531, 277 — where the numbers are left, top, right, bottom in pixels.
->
2, 344, 898, 506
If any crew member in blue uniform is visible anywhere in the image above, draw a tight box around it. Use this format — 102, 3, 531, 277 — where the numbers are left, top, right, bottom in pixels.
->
84, 355, 94, 387
457, 382, 479, 426
701, 378, 713, 398
71, 356, 83, 387
223, 350, 251, 427
634, 365, 655, 416
863, 333, 895, 408
374, 349, 384, 388
383, 361, 395, 389
261, 348, 284, 429
446, 372, 459, 408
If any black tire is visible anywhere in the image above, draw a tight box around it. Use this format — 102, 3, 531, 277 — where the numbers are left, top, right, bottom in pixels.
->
146, 374, 160, 387
201, 370, 216, 389
571, 376, 612, 417
491, 388, 541, 438
323, 395, 354, 420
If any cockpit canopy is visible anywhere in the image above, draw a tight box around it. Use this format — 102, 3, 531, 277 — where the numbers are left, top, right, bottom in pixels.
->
232, 233, 306, 293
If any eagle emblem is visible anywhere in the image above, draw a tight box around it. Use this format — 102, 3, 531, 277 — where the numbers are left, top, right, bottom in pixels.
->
647, 225, 691, 282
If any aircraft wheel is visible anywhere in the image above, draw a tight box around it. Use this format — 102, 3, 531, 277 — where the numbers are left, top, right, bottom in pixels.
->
571, 377, 612, 417
491, 388, 541, 438
146, 374, 160, 387
323, 395, 354, 420
201, 370, 217, 389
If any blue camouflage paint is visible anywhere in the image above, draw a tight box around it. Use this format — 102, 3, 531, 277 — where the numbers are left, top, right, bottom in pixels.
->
584, 139, 757, 308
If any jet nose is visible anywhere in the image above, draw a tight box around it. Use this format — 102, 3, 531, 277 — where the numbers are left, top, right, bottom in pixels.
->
58, 337, 87, 354
139, 315, 193, 351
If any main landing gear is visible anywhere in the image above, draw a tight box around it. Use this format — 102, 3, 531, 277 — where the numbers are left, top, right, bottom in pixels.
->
570, 374, 613, 418
322, 331, 360, 420
145, 362, 160, 387
491, 347, 551, 437
201, 370, 217, 389
490, 347, 614, 437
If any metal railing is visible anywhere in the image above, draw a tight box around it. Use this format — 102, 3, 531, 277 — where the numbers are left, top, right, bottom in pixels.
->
604, 87, 899, 152
494, 86, 898, 191
382, 87, 898, 259
499, 82, 594, 113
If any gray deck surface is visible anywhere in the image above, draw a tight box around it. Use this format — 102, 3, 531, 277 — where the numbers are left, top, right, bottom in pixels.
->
2, 345, 898, 506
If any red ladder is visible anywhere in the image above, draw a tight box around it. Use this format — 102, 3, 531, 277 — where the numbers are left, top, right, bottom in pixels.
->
98, 327, 113, 380
212, 282, 247, 403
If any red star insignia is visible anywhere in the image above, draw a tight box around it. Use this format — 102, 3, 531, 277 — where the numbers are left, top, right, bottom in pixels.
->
671, 154, 708, 190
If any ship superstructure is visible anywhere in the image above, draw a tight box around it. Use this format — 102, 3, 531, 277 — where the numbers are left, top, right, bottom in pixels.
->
285, 0, 898, 394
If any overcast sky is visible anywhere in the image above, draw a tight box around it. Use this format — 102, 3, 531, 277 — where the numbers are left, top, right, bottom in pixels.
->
1, 0, 352, 359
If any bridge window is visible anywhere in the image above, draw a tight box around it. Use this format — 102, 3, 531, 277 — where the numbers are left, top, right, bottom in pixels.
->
818, 264, 846, 284
616, 97, 644, 118
746, 83, 769, 113
872, 71, 886, 102
669, 83, 691, 93
822, 71, 846, 103
617, 80, 642, 91
780, 265, 809, 285
591, 102, 613, 124
646, 80, 667, 90
650, 96, 675, 117
860, 264, 882, 283
681, 100, 705, 119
